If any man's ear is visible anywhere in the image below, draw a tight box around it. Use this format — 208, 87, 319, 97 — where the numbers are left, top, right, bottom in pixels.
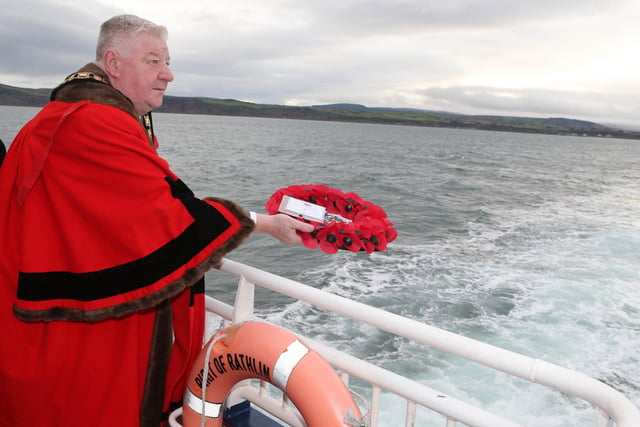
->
102, 49, 120, 77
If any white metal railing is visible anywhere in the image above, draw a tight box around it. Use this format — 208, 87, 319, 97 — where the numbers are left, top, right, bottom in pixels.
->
171, 258, 640, 427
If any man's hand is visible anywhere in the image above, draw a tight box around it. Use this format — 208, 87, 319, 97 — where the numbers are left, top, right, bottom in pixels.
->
254, 213, 315, 245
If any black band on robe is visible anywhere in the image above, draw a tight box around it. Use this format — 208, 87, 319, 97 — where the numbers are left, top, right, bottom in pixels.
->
17, 178, 231, 304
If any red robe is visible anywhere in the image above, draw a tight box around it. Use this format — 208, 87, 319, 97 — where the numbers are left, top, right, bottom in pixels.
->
0, 96, 254, 426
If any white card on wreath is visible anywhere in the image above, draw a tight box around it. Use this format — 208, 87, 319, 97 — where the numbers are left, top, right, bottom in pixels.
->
278, 196, 326, 222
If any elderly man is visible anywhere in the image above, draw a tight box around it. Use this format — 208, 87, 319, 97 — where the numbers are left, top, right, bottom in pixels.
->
0, 14, 312, 426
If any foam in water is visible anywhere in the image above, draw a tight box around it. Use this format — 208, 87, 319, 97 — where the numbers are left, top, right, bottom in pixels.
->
261, 179, 640, 425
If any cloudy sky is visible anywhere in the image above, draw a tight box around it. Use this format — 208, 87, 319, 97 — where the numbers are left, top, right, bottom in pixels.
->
2, 0, 639, 128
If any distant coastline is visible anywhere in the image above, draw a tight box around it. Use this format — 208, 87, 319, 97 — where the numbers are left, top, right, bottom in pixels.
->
1, 83, 638, 140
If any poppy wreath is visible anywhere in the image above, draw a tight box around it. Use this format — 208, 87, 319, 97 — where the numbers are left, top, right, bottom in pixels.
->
265, 184, 398, 254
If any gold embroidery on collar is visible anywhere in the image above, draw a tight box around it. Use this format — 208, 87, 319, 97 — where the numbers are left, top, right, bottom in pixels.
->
64, 72, 108, 84
142, 114, 153, 139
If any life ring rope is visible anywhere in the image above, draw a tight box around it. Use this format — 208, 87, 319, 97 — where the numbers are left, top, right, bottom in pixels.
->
195, 332, 228, 425
184, 387, 221, 420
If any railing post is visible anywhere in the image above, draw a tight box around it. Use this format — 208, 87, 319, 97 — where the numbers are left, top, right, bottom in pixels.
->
596, 410, 614, 427
370, 385, 381, 427
231, 275, 255, 323
405, 400, 416, 427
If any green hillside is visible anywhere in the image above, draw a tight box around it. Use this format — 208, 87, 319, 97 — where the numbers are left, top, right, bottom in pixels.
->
1, 83, 637, 139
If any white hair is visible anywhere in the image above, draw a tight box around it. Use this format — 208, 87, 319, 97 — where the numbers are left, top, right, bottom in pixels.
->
95, 14, 168, 61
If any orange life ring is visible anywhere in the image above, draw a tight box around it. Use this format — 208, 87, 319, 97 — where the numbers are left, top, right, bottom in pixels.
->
182, 320, 364, 427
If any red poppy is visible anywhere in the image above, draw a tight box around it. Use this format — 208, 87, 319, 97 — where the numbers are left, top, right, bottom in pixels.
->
336, 222, 364, 252
300, 226, 321, 250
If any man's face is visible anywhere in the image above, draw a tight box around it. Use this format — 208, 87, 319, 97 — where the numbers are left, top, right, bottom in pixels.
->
111, 32, 174, 116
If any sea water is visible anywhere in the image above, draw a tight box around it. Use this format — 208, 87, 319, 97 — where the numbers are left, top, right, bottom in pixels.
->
2, 105, 640, 426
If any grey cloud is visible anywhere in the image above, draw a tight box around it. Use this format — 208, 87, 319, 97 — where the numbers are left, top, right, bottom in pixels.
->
0, 1, 120, 84
417, 85, 639, 125
291, 0, 617, 35
0, 0, 637, 128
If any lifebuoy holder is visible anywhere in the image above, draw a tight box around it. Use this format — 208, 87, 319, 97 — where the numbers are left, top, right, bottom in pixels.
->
182, 320, 364, 427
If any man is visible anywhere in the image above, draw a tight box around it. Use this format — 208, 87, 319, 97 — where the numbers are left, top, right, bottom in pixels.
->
0, 15, 312, 426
